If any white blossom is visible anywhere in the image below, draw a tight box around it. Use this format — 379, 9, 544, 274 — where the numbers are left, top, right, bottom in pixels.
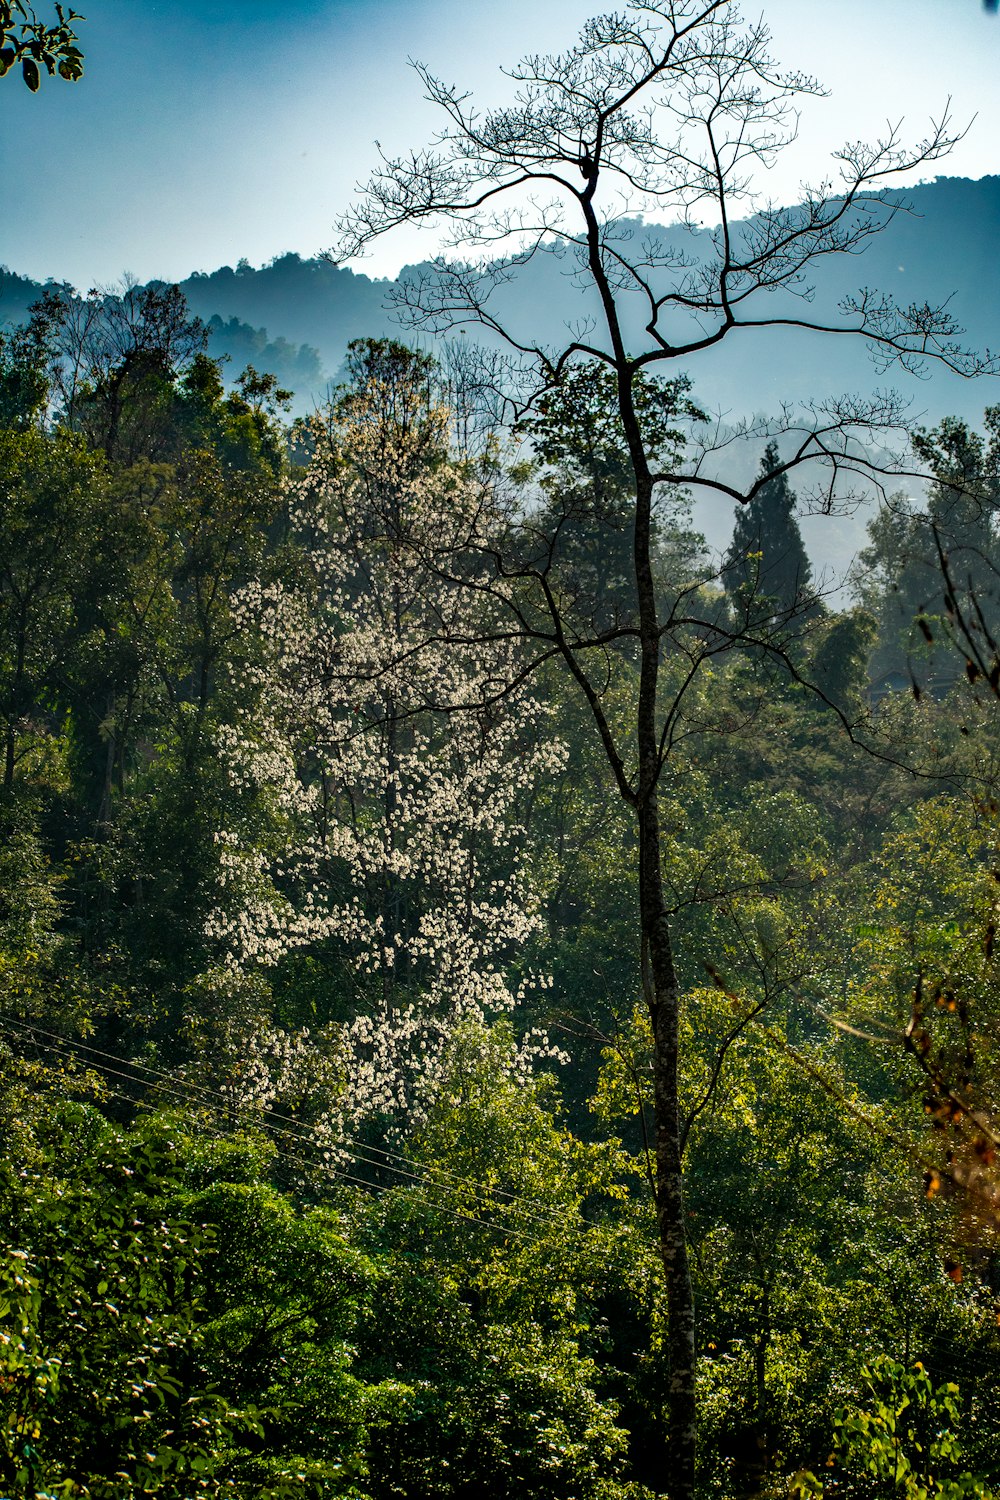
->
209, 364, 567, 1134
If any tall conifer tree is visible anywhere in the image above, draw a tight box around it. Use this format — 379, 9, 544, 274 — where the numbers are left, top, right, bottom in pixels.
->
724, 442, 813, 614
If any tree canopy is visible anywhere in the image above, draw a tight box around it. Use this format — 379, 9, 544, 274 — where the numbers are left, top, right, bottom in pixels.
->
2, 5, 1000, 1498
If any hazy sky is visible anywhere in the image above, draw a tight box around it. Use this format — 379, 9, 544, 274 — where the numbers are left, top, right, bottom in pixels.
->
2, 0, 998, 289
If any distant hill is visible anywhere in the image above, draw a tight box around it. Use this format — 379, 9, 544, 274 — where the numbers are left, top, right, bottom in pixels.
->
2, 175, 998, 576
0, 266, 67, 327
4, 176, 997, 423
186, 175, 999, 434
175, 174, 1000, 581
181, 254, 397, 385
0, 266, 333, 405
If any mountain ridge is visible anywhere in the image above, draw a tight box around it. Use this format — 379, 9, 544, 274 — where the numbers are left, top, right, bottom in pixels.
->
3, 175, 997, 426
2, 175, 997, 578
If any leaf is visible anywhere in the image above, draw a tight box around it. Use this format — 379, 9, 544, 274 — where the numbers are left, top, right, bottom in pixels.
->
21, 56, 39, 90
0, 47, 15, 75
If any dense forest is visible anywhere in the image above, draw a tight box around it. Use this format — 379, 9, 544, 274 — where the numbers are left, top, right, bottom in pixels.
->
3, 3, 1000, 1499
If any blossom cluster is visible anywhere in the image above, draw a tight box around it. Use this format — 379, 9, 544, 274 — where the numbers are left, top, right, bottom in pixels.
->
208, 370, 567, 1133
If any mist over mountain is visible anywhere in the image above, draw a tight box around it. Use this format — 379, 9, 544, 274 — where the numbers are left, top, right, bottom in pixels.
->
183, 175, 998, 427
4, 176, 996, 419
2, 175, 997, 576
181, 254, 395, 384
181, 175, 1000, 578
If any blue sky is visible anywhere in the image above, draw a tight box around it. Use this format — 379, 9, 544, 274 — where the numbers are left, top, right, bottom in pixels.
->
2, 0, 998, 289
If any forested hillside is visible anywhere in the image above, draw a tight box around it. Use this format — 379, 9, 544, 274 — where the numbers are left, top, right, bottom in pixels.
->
4, 173, 995, 577
181, 175, 1000, 431
2, 267, 1000, 1500
3, 3, 1000, 1499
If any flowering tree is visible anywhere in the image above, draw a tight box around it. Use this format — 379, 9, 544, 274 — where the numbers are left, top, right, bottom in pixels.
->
209, 341, 564, 1134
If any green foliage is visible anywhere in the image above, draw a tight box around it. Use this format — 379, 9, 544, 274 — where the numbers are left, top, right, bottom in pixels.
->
0, 427, 103, 792
794, 1358, 995, 1500
5, 272, 1000, 1498
517, 361, 708, 627
807, 609, 878, 718
0, 285, 291, 1054
0, 292, 62, 428
0, 2, 83, 88
345, 1028, 651, 1500
858, 409, 1000, 692
176, 354, 291, 476
177, 1147, 380, 1498
0, 1107, 263, 1498
519, 362, 703, 484
0, 1048, 659, 1500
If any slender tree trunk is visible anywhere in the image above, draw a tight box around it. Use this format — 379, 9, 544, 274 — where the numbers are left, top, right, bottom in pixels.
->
646, 869, 696, 1496
3, 721, 14, 791
639, 771, 697, 1499
633, 455, 697, 1497
576, 190, 700, 1494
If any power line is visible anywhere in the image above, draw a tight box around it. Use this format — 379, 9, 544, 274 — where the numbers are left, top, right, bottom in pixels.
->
3, 1042, 555, 1249
0, 1016, 620, 1251
14, 1064, 999, 1387
4, 1024, 997, 1384
0, 1011, 600, 1236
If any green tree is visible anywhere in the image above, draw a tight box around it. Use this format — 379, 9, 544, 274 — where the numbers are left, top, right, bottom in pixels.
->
332, 4, 991, 1485
52, 280, 208, 465
0, 292, 62, 429
723, 442, 815, 619
0, 1105, 263, 1499
796, 1358, 996, 1500
346, 1025, 648, 1500
0, 427, 102, 791
806, 608, 878, 719
517, 363, 708, 630
856, 410, 1000, 693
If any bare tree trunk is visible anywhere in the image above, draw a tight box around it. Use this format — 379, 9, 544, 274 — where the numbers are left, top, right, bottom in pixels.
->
328, 8, 996, 1489
642, 800, 697, 1497
632, 425, 697, 1493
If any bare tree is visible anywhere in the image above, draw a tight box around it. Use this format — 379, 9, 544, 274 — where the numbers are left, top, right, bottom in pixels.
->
50, 277, 207, 464
331, 3, 996, 1491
